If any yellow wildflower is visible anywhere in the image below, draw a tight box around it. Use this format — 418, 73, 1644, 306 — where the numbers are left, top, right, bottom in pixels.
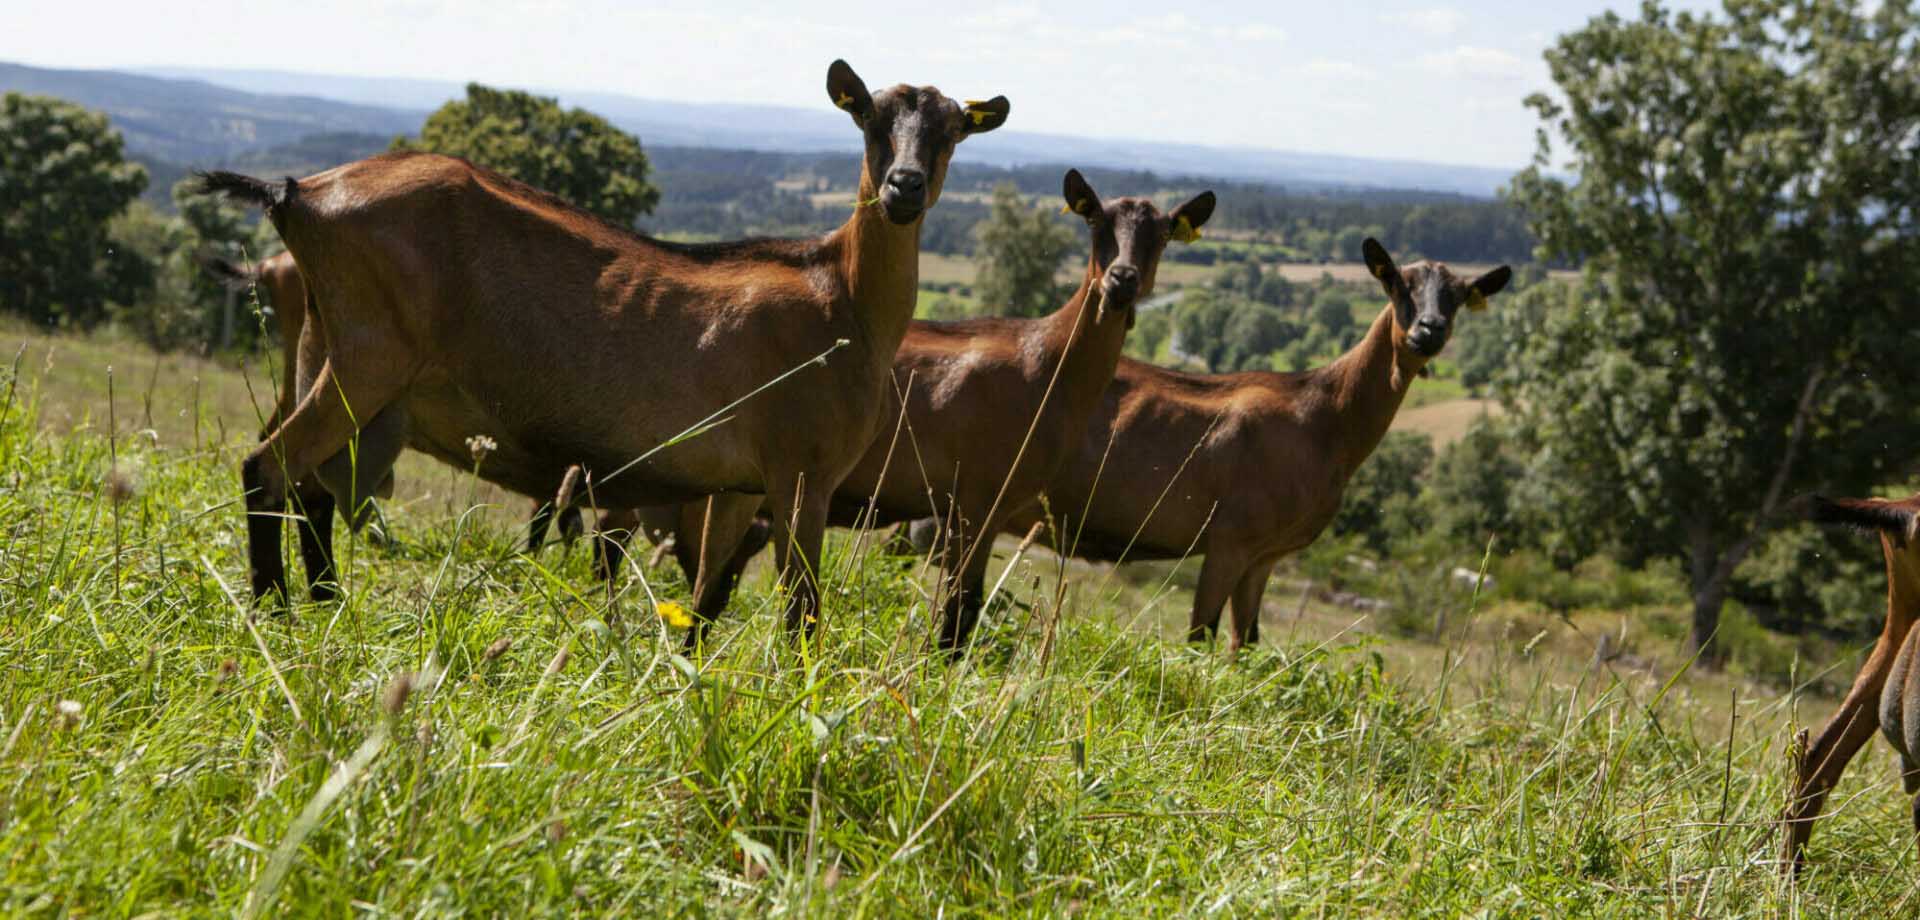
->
657, 601, 694, 630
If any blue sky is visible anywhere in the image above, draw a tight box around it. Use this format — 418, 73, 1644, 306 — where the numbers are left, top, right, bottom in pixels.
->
0, 0, 1718, 169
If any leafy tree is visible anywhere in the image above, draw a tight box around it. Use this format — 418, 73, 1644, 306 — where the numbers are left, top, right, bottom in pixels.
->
1127, 307, 1173, 362
1170, 290, 1301, 372
394, 83, 659, 225
973, 183, 1075, 318
1308, 288, 1357, 343
1256, 272, 1296, 309
1423, 415, 1524, 547
1172, 289, 1233, 369
1332, 431, 1435, 553
1502, 0, 1920, 661
0, 93, 148, 327
172, 177, 258, 350
106, 202, 195, 349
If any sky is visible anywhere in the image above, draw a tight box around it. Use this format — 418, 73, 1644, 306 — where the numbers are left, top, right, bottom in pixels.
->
0, 0, 1718, 170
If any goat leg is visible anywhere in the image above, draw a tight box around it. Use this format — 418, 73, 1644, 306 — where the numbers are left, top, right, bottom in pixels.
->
1186, 552, 1241, 645
684, 494, 767, 652
1227, 559, 1277, 654
526, 500, 556, 554
242, 452, 289, 602
592, 507, 642, 586
1780, 633, 1903, 872
293, 479, 338, 602
768, 486, 830, 641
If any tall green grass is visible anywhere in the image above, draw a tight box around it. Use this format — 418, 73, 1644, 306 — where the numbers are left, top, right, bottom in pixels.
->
2, 342, 1918, 916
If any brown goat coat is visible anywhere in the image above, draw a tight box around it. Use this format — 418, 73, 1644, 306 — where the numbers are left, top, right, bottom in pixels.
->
634, 185, 1214, 649
245, 250, 309, 433
1004, 251, 1508, 651
1782, 494, 1920, 868
213, 67, 1007, 629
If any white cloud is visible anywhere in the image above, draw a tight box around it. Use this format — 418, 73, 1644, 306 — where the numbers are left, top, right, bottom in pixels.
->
1388, 7, 1465, 36
1416, 45, 1531, 82
1301, 58, 1373, 80
1088, 15, 1283, 47
959, 4, 1044, 31
1227, 24, 1288, 42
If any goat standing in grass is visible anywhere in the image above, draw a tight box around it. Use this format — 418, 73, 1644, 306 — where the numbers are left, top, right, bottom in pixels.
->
1002, 239, 1510, 653
609, 171, 1215, 652
1783, 494, 1920, 870
213, 232, 603, 555
198, 60, 1007, 641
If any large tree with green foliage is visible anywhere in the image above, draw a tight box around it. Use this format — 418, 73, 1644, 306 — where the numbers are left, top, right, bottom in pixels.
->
172, 177, 258, 349
1503, 0, 1920, 661
973, 183, 1075, 318
0, 93, 149, 327
394, 83, 659, 226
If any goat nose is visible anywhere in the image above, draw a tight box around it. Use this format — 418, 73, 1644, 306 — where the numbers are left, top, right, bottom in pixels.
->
887, 169, 925, 194
1106, 265, 1139, 286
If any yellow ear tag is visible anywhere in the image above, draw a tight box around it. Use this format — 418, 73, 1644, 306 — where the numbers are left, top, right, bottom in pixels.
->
836, 93, 855, 110
1061, 201, 1074, 214
1466, 289, 1489, 311
964, 100, 994, 125
1369, 262, 1388, 279
1172, 215, 1201, 243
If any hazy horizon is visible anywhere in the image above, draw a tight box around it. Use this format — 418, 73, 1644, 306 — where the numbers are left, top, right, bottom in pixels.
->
0, 0, 1721, 171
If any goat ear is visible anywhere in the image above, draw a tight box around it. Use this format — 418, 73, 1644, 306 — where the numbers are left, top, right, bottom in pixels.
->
1169, 191, 1215, 243
826, 60, 875, 127
961, 96, 1010, 134
1061, 169, 1101, 219
1465, 265, 1512, 310
1362, 238, 1405, 299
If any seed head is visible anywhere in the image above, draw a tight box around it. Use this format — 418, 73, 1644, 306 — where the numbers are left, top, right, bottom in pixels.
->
483, 636, 513, 661
105, 465, 138, 504
53, 699, 84, 731
382, 672, 415, 715
465, 434, 498, 463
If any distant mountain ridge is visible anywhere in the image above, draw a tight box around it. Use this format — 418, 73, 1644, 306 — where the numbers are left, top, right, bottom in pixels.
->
0, 61, 422, 165
106, 63, 1517, 197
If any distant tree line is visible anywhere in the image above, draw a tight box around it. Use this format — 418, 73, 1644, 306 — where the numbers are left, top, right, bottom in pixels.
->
641, 149, 1536, 263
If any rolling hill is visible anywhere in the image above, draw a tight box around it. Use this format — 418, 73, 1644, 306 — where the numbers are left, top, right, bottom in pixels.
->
0, 60, 1518, 198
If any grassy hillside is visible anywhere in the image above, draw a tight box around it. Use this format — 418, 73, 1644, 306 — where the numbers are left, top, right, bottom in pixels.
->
2, 327, 1913, 915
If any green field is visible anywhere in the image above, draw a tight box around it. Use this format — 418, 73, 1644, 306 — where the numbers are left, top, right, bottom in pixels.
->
3, 326, 1913, 915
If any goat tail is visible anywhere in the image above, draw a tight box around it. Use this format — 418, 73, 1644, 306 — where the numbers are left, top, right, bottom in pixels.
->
1803, 494, 1920, 546
192, 170, 296, 216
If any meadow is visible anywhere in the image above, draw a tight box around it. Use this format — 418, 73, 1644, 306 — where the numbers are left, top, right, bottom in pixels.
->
4, 325, 1919, 917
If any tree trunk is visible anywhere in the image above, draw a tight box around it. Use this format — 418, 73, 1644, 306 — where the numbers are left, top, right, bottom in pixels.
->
1680, 368, 1824, 668
1685, 521, 1729, 667
1685, 579, 1730, 667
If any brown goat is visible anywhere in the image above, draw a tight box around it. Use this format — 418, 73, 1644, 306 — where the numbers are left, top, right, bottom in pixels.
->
612, 171, 1215, 651
209, 252, 582, 556
198, 60, 1008, 636
207, 250, 307, 434
1001, 239, 1509, 652
1781, 494, 1920, 871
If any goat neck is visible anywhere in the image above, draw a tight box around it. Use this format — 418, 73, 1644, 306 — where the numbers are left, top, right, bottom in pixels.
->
1319, 304, 1426, 472
837, 175, 925, 364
